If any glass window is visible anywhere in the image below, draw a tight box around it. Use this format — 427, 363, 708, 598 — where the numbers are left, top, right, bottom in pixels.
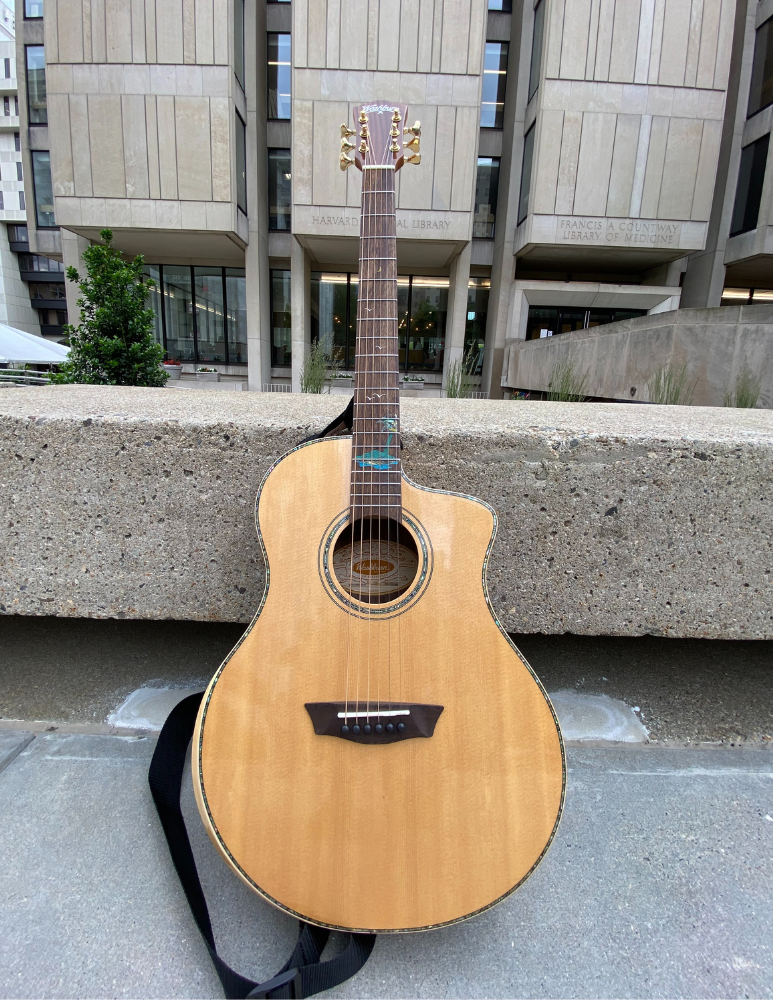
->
268, 148, 291, 231
405, 277, 448, 372
234, 0, 245, 91
26, 45, 47, 125
268, 33, 291, 119
4, 58, 10, 78
311, 272, 349, 365
163, 266, 195, 362
31, 150, 56, 228
194, 267, 227, 363
14, 131, 20, 151
748, 17, 773, 118
488, 0, 512, 9
235, 112, 247, 214
528, 0, 545, 102
28, 282, 67, 300
517, 124, 535, 225
730, 134, 770, 236
11, 226, 31, 244
473, 157, 500, 239
525, 306, 646, 339
142, 265, 165, 351
271, 269, 292, 366
226, 268, 247, 364
481, 42, 508, 128
19, 191, 25, 211
0, 193, 4, 210
17, 161, 23, 180
464, 278, 489, 374
24, 0, 44, 17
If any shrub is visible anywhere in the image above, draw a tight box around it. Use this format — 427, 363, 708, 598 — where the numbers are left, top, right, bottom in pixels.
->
724, 365, 761, 408
300, 341, 337, 393
547, 358, 588, 402
445, 346, 478, 398
647, 361, 694, 405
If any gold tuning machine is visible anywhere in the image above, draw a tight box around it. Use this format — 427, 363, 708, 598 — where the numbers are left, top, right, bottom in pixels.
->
359, 139, 368, 154
405, 151, 421, 165
340, 123, 355, 138
392, 109, 401, 123
404, 135, 420, 151
341, 137, 356, 151
359, 111, 368, 124
340, 152, 354, 170
403, 121, 421, 137
390, 141, 400, 153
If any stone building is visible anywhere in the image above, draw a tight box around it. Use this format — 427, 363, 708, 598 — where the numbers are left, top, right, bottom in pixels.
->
14, 0, 773, 395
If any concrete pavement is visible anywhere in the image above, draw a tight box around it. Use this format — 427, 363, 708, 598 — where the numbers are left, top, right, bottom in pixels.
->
1, 732, 771, 999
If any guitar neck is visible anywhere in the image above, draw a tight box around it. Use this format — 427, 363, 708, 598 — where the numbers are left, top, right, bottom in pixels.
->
351, 165, 401, 523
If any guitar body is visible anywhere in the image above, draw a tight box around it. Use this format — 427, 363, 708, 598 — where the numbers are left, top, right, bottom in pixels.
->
193, 436, 565, 933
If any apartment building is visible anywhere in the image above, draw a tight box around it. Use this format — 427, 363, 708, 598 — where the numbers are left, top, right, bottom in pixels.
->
18, 0, 773, 395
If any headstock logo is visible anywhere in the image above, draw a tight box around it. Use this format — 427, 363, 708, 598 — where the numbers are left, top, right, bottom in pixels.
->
362, 104, 398, 115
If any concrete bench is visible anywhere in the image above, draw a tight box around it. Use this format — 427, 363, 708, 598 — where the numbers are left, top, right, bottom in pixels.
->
1, 385, 771, 639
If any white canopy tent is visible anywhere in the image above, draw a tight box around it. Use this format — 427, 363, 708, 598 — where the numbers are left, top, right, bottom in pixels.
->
0, 324, 70, 364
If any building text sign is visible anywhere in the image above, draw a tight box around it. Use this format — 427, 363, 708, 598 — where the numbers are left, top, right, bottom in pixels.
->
294, 206, 469, 241
557, 217, 682, 247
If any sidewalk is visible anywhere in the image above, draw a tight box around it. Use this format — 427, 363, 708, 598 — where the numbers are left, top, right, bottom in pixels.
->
1, 732, 771, 999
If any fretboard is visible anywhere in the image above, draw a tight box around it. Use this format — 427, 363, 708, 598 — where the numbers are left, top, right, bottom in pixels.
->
351, 165, 400, 522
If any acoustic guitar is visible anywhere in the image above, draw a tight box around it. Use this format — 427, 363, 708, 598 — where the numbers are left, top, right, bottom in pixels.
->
193, 103, 565, 933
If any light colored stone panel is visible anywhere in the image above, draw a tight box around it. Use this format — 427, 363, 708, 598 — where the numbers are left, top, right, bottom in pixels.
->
555, 111, 583, 215
82, 0, 92, 62
213, 0, 228, 64
155, 199, 182, 228
594, 0, 615, 80
175, 97, 212, 200
573, 112, 616, 215
292, 100, 313, 205
175, 64, 203, 95
294, 0, 308, 68
467, 0, 485, 76
205, 200, 231, 230
648, 0, 665, 82
327, 0, 341, 68
131, 0, 146, 62
182, 0, 196, 64
621, 83, 648, 113
425, 73, 453, 104
431, 104, 455, 210
628, 112, 651, 215
123, 64, 150, 94
634, 0, 655, 83
416, 0, 435, 72
545, 0, 565, 78
340, 0, 369, 70
47, 0, 59, 61
713, 0, 734, 90
145, 0, 157, 63
57, 0, 85, 62
129, 199, 154, 227
202, 66, 229, 97
50, 94, 74, 197
156, 96, 179, 200
97, 64, 124, 94
441, 0, 471, 75
585, 0, 601, 79
378, 0, 400, 70
683, 0, 703, 88
690, 117, 721, 220
46, 63, 73, 96
180, 200, 207, 228
398, 105, 436, 209
532, 109, 563, 215
657, 117, 702, 219
312, 100, 348, 206
195, 0, 214, 64
156, 0, 184, 63
657, 0, 691, 86
121, 94, 150, 198
450, 105, 477, 212
560, 0, 592, 79
606, 113, 640, 216
307, 0, 327, 69
149, 65, 177, 94
88, 94, 126, 198
608, 0, 641, 84
695, 0, 720, 89
105, 0, 132, 63
209, 97, 230, 203
399, 74, 427, 104
367, 0, 379, 70
70, 94, 94, 196
639, 114, 669, 218
399, 0, 420, 72
145, 96, 161, 200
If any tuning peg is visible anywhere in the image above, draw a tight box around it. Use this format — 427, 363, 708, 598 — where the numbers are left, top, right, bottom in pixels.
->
390, 125, 400, 138
403, 121, 421, 136
392, 109, 401, 123
340, 152, 354, 170
341, 137, 356, 151
403, 135, 420, 151
359, 139, 368, 154
359, 111, 368, 124
390, 141, 400, 153
405, 152, 421, 165
340, 123, 355, 138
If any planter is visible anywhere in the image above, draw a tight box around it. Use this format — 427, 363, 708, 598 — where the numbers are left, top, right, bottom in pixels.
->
332, 378, 355, 387
197, 371, 220, 382
400, 380, 425, 390
163, 365, 182, 380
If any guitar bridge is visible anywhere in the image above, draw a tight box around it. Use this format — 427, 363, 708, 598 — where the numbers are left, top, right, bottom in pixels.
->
305, 702, 443, 744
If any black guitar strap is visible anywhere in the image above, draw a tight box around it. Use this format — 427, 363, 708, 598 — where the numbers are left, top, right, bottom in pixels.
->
148, 402, 374, 1000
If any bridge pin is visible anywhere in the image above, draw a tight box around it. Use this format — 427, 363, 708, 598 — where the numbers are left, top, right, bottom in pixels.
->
352, 724, 361, 735
341, 725, 350, 734
386, 723, 395, 733
374, 724, 383, 734
363, 724, 372, 734
397, 722, 406, 732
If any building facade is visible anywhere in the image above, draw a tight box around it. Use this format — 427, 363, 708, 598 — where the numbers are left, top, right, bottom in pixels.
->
17, 0, 773, 395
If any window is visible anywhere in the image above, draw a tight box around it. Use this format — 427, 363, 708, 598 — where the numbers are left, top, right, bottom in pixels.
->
4, 96, 9, 116
748, 17, 773, 118
28, 282, 67, 301
194, 267, 227, 362
226, 267, 247, 363
473, 157, 500, 238
4, 58, 10, 78
268, 148, 291, 230
464, 278, 490, 374
517, 124, 535, 224
19, 252, 64, 271
24, 0, 44, 17
26, 45, 47, 125
14, 132, 20, 151
271, 269, 291, 366
234, 0, 245, 91
480, 42, 508, 128
19, 191, 25, 211
528, 0, 545, 102
235, 112, 247, 214
16, 161, 23, 181
525, 306, 646, 340
0, 192, 3, 210
31, 150, 55, 227
14, 96, 18, 116
488, 0, 512, 9
730, 134, 769, 236
268, 33, 291, 119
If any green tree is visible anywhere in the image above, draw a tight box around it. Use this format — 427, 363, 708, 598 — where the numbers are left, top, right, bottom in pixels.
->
52, 229, 166, 387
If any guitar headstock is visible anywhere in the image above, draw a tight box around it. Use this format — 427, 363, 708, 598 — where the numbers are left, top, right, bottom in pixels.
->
339, 102, 421, 172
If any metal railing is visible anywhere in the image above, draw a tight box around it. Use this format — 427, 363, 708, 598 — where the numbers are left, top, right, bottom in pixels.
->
0, 371, 51, 386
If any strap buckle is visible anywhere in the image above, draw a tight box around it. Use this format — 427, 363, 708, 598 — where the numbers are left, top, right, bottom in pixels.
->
247, 967, 302, 999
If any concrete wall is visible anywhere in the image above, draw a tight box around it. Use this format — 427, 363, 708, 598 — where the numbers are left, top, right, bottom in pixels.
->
504, 303, 773, 407
1, 385, 771, 640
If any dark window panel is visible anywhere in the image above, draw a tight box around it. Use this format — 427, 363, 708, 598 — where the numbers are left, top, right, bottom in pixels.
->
4, 96, 9, 115
19, 253, 65, 271
234, 0, 245, 91
748, 16, 773, 118
517, 124, 535, 225
268, 33, 291, 120
271, 269, 292, 366
528, 0, 545, 102
16, 160, 23, 180
488, 0, 512, 9
730, 134, 770, 236
526, 306, 647, 339
194, 267, 227, 363
26, 45, 47, 125
14, 131, 20, 151
28, 281, 67, 300
226, 268, 248, 364
142, 265, 165, 351
235, 112, 247, 214
31, 150, 55, 228
4, 58, 10, 78
163, 265, 195, 362
406, 278, 448, 372
19, 191, 26, 211
480, 42, 508, 128
473, 157, 500, 239
268, 148, 291, 231
0, 192, 3, 210
464, 278, 490, 374
11, 226, 30, 243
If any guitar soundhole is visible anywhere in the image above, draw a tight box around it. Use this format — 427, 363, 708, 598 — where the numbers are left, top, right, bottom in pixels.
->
332, 517, 419, 604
